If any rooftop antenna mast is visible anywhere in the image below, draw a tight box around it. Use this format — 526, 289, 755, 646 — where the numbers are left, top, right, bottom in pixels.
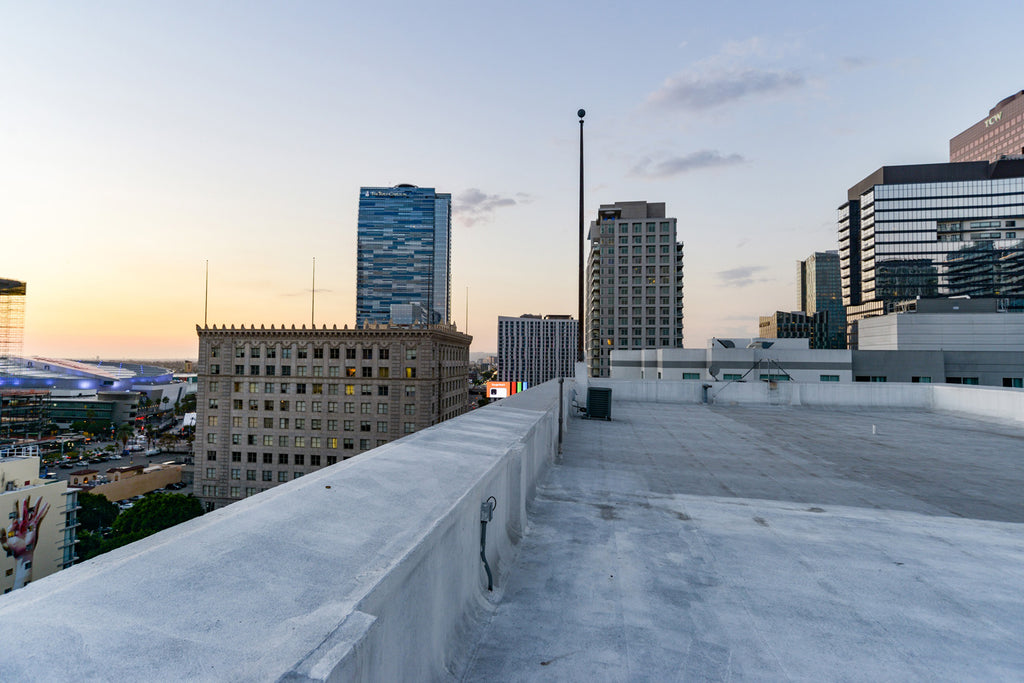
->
204, 260, 209, 327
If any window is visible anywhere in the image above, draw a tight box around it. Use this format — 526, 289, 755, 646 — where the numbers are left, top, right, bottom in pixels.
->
378, 385, 389, 396
723, 374, 742, 381
682, 373, 699, 380
235, 347, 246, 358
263, 452, 273, 464
230, 487, 241, 498
328, 401, 338, 412
346, 367, 357, 377
377, 403, 388, 414
280, 400, 290, 411
210, 347, 220, 358
278, 453, 288, 464
282, 366, 292, 376
377, 422, 388, 433
404, 422, 416, 433
362, 367, 373, 378
378, 367, 390, 378
230, 469, 240, 480
327, 456, 338, 465
310, 437, 321, 448
311, 454, 321, 466
405, 367, 417, 378
250, 365, 260, 376
361, 385, 372, 395
264, 382, 275, 392
297, 347, 308, 359
297, 383, 307, 394
362, 348, 373, 360
912, 376, 932, 383
235, 365, 245, 374
267, 348, 276, 359
312, 383, 323, 394
360, 403, 370, 413
344, 420, 354, 431
262, 471, 273, 481
406, 348, 417, 360
404, 404, 416, 415
296, 401, 306, 411
379, 349, 389, 360
231, 451, 241, 462
265, 367, 275, 377
359, 439, 369, 450
1003, 377, 1023, 388
313, 348, 324, 359
405, 386, 415, 397
819, 375, 839, 382
360, 421, 371, 432
343, 439, 354, 450
206, 450, 217, 460
207, 416, 218, 427
329, 348, 340, 359
247, 452, 257, 463
294, 454, 304, 465
346, 348, 356, 359
210, 364, 220, 375
246, 470, 257, 480
295, 436, 306, 447
278, 471, 289, 482
264, 400, 274, 410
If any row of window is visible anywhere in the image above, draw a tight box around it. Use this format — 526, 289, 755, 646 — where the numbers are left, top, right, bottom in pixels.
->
214, 346, 417, 361
209, 364, 418, 378
206, 423, 419, 445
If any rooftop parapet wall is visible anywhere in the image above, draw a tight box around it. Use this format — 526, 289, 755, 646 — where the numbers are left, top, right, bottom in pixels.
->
0, 380, 572, 681
590, 378, 1024, 427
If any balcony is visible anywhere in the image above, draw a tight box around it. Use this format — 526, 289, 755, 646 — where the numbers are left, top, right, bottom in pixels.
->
0, 378, 1021, 679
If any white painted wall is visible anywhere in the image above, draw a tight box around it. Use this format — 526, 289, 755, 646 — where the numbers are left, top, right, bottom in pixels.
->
858, 313, 1024, 351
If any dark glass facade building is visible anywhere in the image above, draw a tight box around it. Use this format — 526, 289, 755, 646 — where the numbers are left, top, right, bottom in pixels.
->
357, 186, 451, 327
797, 251, 846, 349
839, 160, 1024, 328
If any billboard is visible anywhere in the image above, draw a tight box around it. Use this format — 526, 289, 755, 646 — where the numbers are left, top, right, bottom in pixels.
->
486, 381, 528, 399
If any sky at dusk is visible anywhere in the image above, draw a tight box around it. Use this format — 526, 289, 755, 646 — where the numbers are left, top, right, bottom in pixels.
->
2, 1, 1022, 359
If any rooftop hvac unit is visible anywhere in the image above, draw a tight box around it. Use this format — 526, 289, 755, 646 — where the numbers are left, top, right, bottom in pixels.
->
586, 387, 612, 420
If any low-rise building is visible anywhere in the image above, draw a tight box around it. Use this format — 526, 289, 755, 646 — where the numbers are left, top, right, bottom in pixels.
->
0, 446, 78, 593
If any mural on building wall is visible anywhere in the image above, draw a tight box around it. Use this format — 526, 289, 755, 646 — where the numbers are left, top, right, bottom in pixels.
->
2, 496, 49, 589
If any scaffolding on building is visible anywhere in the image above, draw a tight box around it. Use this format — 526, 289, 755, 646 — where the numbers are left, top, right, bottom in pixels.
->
0, 279, 26, 359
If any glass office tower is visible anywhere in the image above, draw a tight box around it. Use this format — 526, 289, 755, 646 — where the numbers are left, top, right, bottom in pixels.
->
839, 160, 1024, 324
357, 185, 451, 327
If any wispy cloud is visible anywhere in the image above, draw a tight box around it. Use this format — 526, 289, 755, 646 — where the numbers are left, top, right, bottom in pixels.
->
717, 265, 771, 287
455, 188, 525, 226
648, 68, 804, 110
646, 37, 805, 111
839, 56, 871, 70
630, 150, 745, 178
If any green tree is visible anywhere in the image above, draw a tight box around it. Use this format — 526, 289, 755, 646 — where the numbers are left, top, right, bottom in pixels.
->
161, 396, 170, 412
78, 492, 119, 532
115, 422, 134, 453
112, 493, 203, 537
180, 393, 196, 413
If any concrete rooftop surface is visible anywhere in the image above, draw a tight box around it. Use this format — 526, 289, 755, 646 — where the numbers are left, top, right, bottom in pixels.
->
464, 401, 1024, 681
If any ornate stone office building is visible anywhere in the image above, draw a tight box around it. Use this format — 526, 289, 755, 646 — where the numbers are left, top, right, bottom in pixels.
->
195, 323, 471, 510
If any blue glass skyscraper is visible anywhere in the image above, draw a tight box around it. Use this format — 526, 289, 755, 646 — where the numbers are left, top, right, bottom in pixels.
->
357, 185, 451, 327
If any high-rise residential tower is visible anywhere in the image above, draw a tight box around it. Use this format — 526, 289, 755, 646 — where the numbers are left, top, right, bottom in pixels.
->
950, 90, 1024, 163
839, 159, 1024, 338
798, 251, 846, 348
357, 185, 451, 327
585, 201, 684, 378
497, 315, 578, 386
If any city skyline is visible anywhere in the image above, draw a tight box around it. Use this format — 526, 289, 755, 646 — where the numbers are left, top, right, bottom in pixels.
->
3, 3, 1023, 359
